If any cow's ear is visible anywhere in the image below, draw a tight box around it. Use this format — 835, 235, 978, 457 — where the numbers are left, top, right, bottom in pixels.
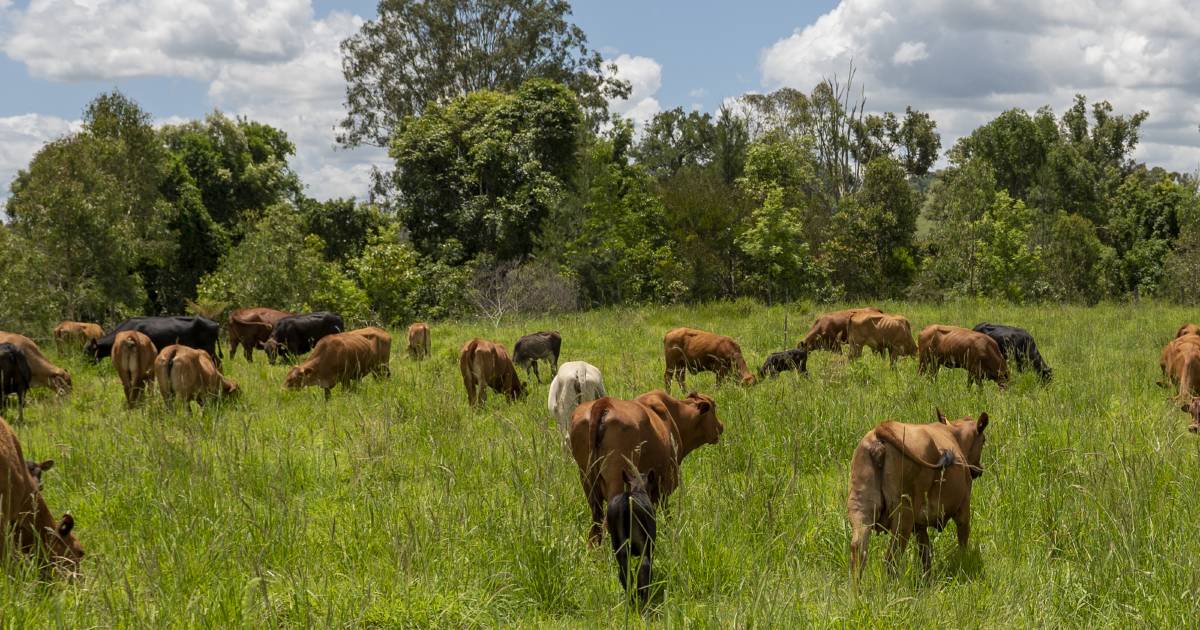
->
57, 513, 74, 537
694, 399, 711, 414
936, 408, 948, 424
977, 412, 989, 434
646, 469, 658, 492
39, 459, 54, 471
621, 468, 634, 489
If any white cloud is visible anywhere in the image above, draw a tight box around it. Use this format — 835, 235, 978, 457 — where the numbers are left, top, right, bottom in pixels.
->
607, 54, 663, 129
759, 0, 1200, 173
1, 1, 387, 200
0, 114, 80, 203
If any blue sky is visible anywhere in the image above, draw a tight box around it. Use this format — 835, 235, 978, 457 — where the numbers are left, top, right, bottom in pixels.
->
1, 0, 1198, 203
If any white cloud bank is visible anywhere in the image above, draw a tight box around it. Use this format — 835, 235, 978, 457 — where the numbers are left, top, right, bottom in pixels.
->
1, 0, 388, 201
606, 54, 663, 129
759, 0, 1200, 172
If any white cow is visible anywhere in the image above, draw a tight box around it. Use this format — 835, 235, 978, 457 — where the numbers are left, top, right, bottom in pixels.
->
547, 361, 607, 434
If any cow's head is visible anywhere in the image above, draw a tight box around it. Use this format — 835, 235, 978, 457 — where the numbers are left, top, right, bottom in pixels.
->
222, 378, 241, 399
84, 339, 100, 362
50, 370, 72, 395
43, 513, 83, 577
622, 468, 657, 500
1039, 366, 1054, 382
26, 458, 53, 490
938, 408, 989, 479
284, 366, 314, 389
261, 339, 282, 365
1183, 398, 1200, 433
685, 392, 723, 445
1176, 323, 1200, 339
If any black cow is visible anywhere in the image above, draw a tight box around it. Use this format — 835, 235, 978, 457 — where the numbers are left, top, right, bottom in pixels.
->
758, 348, 809, 378
262, 312, 344, 364
606, 469, 657, 606
512, 331, 562, 384
88, 316, 221, 366
0, 343, 32, 422
26, 458, 54, 490
973, 322, 1052, 381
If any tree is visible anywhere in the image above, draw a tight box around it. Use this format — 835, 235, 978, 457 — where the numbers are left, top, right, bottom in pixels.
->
300, 198, 384, 263
633, 108, 716, 179
830, 156, 920, 297
338, 0, 627, 149
391, 78, 583, 262
350, 229, 470, 324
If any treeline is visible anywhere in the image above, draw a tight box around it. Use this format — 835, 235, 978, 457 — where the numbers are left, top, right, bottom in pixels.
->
2, 1, 1198, 333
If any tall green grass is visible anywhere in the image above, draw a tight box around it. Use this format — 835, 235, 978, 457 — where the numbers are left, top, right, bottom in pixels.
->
3, 301, 1199, 627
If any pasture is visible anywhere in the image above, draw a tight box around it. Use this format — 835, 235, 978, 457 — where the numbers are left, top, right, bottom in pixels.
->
3, 301, 1199, 627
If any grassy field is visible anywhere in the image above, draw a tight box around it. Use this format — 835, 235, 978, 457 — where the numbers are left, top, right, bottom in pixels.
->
3, 300, 1200, 627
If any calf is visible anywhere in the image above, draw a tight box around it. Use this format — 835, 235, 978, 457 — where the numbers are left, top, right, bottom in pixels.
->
548, 361, 607, 434
89, 317, 221, 367
848, 312, 917, 366
918, 325, 1009, 389
0, 416, 83, 577
606, 469, 657, 605
155, 345, 239, 409
0, 343, 31, 422
512, 331, 562, 384
284, 331, 384, 400
663, 327, 755, 390
407, 322, 431, 360
459, 338, 525, 406
570, 390, 723, 545
26, 458, 54, 491
758, 348, 808, 378
52, 321, 102, 354
848, 409, 989, 579
799, 307, 881, 352
227, 307, 292, 362
0, 333, 71, 394
112, 331, 157, 407
263, 311, 344, 364
973, 323, 1052, 381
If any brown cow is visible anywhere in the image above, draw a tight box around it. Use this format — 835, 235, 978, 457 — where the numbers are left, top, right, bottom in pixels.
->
348, 326, 392, 377
570, 390, 723, 545
407, 322, 431, 360
0, 332, 71, 394
458, 338, 524, 406
155, 345, 239, 409
1161, 334, 1200, 403
1177, 323, 1200, 339
284, 331, 385, 400
112, 331, 157, 407
918, 325, 1009, 389
847, 312, 918, 366
848, 409, 989, 579
799, 307, 882, 352
0, 415, 83, 576
663, 327, 755, 390
52, 321, 103, 354
227, 307, 293, 362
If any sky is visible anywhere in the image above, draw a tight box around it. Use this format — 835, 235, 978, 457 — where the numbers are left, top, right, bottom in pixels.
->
2, 0, 1199, 204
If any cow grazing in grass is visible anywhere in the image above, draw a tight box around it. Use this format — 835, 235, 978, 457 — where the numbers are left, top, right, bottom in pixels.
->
973, 323, 1052, 381
263, 312, 344, 364
799, 307, 881, 353
607, 469, 657, 605
89, 317, 221, 367
513, 331, 562, 384
406, 322, 431, 360
155, 345, 239, 409
918, 325, 1009, 389
112, 331, 157, 407
758, 348, 808, 378
459, 338, 524, 406
227, 308, 292, 362
1177, 323, 1200, 339
284, 331, 385, 400
548, 361, 606, 434
0, 416, 83, 577
0, 333, 71, 395
663, 327, 755, 390
1161, 334, 1200, 404
848, 312, 917, 366
0, 343, 31, 422
848, 409, 990, 579
52, 321, 102, 354
569, 390, 723, 546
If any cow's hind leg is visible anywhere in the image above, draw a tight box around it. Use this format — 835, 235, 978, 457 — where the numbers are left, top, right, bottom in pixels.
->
915, 527, 933, 575
532, 361, 541, 384
583, 475, 605, 547
884, 508, 913, 575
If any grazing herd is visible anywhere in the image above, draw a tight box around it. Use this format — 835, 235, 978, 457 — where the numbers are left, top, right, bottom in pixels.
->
0, 305, 1196, 607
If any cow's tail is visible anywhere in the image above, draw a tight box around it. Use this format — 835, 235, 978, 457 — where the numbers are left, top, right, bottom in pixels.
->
1181, 368, 1196, 403
164, 347, 177, 381
874, 422, 956, 470
590, 397, 613, 456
